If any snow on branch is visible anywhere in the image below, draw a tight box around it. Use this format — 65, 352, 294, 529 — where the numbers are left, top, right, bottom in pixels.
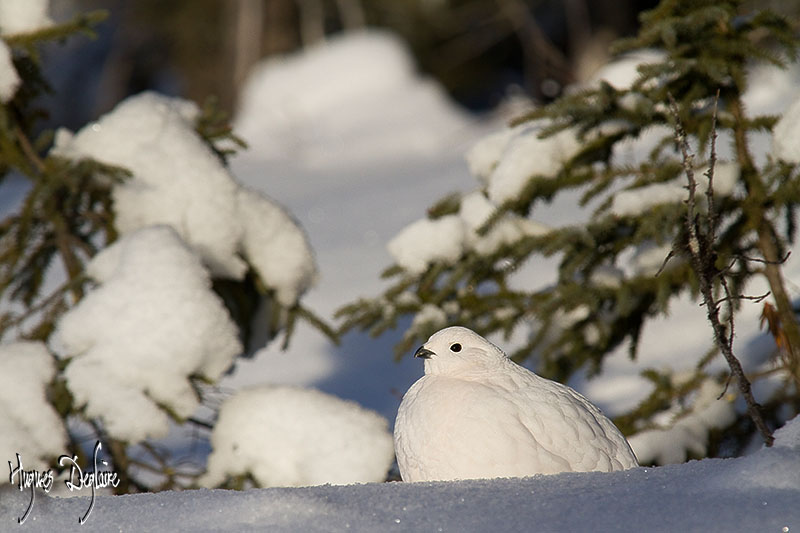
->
54, 226, 241, 443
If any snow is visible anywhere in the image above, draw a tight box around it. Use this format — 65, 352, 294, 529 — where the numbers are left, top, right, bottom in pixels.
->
52, 92, 246, 278
773, 94, 800, 164
0, 0, 53, 36
484, 123, 582, 205
387, 216, 466, 275
459, 191, 548, 256
0, 341, 68, 474
201, 385, 394, 488
234, 30, 470, 168
53, 226, 241, 442
1, 416, 798, 531
610, 161, 739, 217
236, 188, 317, 306
0, 39, 19, 102
628, 378, 737, 465
51, 91, 317, 304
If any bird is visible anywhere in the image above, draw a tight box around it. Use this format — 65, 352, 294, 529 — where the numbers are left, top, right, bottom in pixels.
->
394, 326, 638, 482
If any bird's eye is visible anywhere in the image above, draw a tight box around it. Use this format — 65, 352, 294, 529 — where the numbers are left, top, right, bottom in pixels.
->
450, 343, 462, 352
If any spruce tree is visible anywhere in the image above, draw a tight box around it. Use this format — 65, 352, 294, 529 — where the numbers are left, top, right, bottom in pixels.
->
338, 0, 800, 458
1, 7, 333, 491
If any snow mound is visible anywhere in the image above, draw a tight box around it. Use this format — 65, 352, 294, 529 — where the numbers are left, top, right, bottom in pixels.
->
0, 0, 53, 36
0, 40, 20, 102
54, 226, 241, 442
201, 385, 394, 487
0, 341, 67, 477
234, 30, 470, 167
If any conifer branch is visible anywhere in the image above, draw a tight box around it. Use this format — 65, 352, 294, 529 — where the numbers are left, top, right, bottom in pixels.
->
668, 92, 774, 447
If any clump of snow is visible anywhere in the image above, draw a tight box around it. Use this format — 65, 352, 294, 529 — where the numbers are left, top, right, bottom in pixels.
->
237, 188, 317, 306
773, 94, 800, 164
52, 91, 317, 305
234, 30, 470, 168
465, 127, 517, 184
389, 191, 548, 274
590, 49, 666, 91
409, 304, 448, 332
52, 92, 246, 278
0, 0, 53, 36
483, 123, 582, 205
628, 378, 737, 465
0, 40, 20, 102
0, 341, 68, 477
388, 215, 466, 275
459, 191, 548, 256
54, 226, 241, 443
201, 385, 394, 488
610, 162, 739, 217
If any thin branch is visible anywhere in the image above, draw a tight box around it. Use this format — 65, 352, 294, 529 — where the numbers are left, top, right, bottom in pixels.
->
668, 92, 774, 447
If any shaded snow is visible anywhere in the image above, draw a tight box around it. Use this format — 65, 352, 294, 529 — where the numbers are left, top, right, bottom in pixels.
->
54, 226, 241, 442
201, 385, 394, 488
1, 416, 797, 531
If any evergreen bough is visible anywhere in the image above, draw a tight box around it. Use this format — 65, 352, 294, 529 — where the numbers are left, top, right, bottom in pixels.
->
0, 8, 334, 491
338, 0, 800, 457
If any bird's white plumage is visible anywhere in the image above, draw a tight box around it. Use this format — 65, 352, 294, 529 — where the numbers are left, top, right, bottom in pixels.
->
394, 326, 638, 482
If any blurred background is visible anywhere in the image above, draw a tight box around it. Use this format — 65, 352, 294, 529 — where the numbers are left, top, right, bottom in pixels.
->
46, 0, 679, 129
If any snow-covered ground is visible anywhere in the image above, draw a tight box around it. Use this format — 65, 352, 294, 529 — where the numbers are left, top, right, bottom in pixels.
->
1, 416, 798, 532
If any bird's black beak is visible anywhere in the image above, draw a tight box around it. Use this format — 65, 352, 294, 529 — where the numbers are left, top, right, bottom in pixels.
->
414, 346, 435, 359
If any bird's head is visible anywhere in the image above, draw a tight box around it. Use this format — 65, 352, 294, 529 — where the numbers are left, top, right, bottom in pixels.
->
414, 326, 507, 375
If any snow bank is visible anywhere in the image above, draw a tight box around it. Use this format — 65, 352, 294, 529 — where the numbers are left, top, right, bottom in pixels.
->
54, 226, 241, 442
0, 341, 67, 477
0, 0, 53, 36
0, 40, 19, 102
234, 30, 470, 167
201, 385, 394, 487
2, 416, 797, 532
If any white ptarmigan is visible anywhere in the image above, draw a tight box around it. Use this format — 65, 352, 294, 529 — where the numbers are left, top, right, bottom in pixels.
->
394, 326, 638, 482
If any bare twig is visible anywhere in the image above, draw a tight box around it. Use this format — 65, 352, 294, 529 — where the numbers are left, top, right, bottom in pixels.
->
668, 92, 774, 447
